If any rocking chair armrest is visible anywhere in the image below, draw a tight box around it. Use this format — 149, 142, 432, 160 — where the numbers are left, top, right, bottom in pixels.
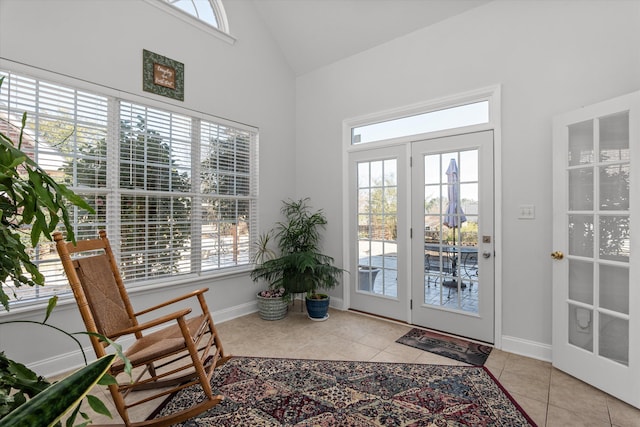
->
112, 308, 193, 337
133, 288, 209, 317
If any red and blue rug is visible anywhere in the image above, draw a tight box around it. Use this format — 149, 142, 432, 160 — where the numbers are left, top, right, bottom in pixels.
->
396, 328, 493, 365
153, 356, 535, 426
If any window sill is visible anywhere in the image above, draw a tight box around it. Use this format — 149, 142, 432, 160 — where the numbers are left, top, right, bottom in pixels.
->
0, 266, 251, 320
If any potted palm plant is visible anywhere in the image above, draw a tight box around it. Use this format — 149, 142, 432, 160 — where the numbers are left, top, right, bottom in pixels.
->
250, 198, 344, 320
252, 232, 289, 320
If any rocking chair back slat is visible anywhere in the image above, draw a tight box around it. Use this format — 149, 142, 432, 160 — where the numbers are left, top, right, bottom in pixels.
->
73, 255, 134, 338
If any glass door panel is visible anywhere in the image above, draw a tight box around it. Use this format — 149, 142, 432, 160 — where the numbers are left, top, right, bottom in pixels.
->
412, 131, 494, 343
349, 145, 407, 322
565, 111, 631, 366
357, 159, 398, 297
423, 150, 479, 313
553, 92, 639, 409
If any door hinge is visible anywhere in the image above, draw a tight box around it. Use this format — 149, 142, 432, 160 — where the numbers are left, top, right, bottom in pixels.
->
410, 299, 413, 310
410, 156, 413, 167
410, 228, 413, 239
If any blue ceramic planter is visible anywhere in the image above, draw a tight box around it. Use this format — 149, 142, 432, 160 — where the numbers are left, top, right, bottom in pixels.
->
305, 295, 330, 320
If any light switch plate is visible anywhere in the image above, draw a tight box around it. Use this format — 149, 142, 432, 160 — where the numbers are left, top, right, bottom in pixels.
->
518, 204, 535, 219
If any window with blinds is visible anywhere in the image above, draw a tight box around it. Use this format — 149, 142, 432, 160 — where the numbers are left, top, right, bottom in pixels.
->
0, 70, 257, 305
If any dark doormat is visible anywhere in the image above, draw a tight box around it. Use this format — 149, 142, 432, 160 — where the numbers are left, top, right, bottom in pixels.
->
396, 328, 492, 365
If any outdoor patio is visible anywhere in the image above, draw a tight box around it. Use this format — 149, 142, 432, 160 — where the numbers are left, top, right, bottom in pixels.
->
359, 252, 479, 314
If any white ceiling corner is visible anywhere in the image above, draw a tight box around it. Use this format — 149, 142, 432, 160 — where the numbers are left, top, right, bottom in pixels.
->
250, 0, 492, 76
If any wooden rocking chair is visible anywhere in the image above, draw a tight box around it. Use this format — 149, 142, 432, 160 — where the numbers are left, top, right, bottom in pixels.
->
53, 230, 231, 426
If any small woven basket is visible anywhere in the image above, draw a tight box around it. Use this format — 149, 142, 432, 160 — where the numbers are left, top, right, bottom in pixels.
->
256, 294, 288, 320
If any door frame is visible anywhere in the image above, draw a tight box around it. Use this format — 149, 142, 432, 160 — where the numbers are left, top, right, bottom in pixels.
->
341, 85, 503, 348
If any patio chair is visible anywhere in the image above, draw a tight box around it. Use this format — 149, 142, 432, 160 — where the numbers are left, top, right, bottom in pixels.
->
424, 249, 452, 288
53, 230, 231, 427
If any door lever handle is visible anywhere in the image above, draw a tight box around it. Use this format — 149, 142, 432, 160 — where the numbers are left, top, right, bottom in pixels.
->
482, 251, 491, 259
551, 251, 564, 260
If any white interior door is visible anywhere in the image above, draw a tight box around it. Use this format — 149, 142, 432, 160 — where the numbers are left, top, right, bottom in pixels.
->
552, 91, 640, 408
349, 145, 408, 321
411, 131, 495, 343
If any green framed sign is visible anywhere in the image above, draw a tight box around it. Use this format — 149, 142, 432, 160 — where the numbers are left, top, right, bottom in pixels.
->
143, 49, 184, 101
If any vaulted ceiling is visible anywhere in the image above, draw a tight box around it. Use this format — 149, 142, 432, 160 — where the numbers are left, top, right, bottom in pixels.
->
250, 0, 491, 76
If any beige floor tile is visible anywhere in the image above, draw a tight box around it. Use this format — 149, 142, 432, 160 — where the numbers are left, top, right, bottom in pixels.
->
607, 396, 640, 427
382, 341, 426, 358
484, 347, 509, 376
549, 369, 611, 424
499, 368, 550, 403
546, 404, 612, 427
503, 353, 552, 380
510, 391, 548, 427
368, 349, 420, 364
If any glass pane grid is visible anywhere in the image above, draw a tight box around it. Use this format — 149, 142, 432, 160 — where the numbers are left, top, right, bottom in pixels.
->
357, 159, 398, 297
565, 113, 630, 367
423, 150, 479, 314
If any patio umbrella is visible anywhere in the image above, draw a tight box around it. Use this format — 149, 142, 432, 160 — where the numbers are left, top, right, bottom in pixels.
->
443, 158, 466, 289
443, 158, 466, 241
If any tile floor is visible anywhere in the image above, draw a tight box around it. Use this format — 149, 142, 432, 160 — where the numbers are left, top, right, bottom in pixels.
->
72, 304, 640, 426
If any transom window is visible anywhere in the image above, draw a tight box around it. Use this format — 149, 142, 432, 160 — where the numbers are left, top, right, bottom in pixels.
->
0, 70, 257, 305
352, 101, 489, 145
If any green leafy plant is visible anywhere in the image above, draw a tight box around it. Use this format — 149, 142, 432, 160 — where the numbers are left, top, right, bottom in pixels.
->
0, 297, 132, 426
1, 354, 116, 427
250, 198, 344, 298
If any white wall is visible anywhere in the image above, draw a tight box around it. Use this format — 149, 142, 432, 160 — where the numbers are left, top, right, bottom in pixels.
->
295, 0, 640, 355
0, 0, 296, 375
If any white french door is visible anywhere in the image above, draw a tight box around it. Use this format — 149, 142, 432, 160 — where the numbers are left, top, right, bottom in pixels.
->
348, 131, 495, 344
552, 91, 640, 408
411, 131, 495, 343
349, 145, 408, 321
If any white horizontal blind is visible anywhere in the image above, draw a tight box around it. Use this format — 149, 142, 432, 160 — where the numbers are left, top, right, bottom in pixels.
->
0, 71, 109, 302
0, 70, 258, 306
199, 121, 254, 272
118, 102, 194, 281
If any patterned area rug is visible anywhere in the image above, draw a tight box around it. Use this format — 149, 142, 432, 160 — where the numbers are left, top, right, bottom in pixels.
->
153, 356, 535, 426
396, 328, 493, 365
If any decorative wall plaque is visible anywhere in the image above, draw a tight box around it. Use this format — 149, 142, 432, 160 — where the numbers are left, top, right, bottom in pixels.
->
143, 49, 184, 101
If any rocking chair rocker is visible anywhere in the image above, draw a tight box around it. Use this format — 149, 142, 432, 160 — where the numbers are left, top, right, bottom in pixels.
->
54, 230, 231, 426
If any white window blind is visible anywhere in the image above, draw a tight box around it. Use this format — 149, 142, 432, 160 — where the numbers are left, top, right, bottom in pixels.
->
0, 70, 257, 306
0, 72, 109, 301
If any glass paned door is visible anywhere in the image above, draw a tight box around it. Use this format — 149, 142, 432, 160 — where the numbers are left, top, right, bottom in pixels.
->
412, 131, 494, 343
566, 114, 630, 365
349, 145, 407, 321
552, 92, 640, 408
423, 150, 479, 313
357, 159, 398, 297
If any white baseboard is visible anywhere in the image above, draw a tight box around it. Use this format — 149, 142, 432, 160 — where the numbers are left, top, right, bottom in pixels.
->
30, 300, 259, 378
214, 300, 258, 323
501, 335, 552, 362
